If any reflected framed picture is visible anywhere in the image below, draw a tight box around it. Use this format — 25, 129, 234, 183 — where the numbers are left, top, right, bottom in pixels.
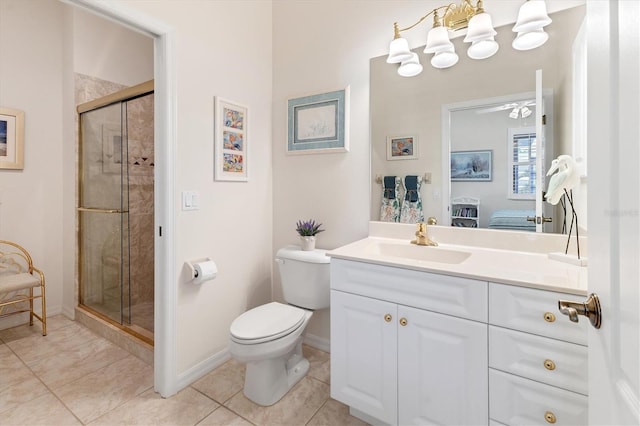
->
287, 87, 349, 154
386, 135, 418, 160
0, 107, 25, 170
215, 97, 248, 181
451, 150, 492, 181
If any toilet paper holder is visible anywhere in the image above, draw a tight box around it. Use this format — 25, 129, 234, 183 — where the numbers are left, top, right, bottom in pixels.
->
186, 257, 217, 284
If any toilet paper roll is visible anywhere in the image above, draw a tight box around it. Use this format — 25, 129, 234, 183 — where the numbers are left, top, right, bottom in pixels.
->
193, 260, 217, 284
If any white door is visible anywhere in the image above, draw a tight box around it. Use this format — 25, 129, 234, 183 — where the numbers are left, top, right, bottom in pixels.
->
330, 290, 398, 424
398, 305, 488, 425
586, 1, 640, 424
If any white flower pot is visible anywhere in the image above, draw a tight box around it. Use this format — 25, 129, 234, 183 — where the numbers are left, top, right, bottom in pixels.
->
300, 236, 316, 251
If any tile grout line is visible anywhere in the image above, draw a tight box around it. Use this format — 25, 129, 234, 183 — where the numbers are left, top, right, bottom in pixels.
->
4, 319, 152, 425
2, 324, 86, 425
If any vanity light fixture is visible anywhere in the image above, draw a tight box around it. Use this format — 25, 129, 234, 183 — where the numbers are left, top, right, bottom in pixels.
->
387, 0, 552, 76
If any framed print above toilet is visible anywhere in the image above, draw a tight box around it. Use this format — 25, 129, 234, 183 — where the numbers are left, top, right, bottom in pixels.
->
287, 87, 350, 154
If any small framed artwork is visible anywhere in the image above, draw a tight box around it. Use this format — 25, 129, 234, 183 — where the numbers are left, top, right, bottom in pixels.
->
287, 87, 349, 154
451, 150, 492, 181
215, 97, 248, 181
386, 135, 418, 160
0, 107, 25, 170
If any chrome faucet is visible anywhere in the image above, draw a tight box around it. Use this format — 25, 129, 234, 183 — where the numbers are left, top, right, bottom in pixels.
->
411, 222, 438, 246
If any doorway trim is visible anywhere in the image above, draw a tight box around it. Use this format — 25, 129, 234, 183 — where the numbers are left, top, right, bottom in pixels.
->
63, 0, 177, 397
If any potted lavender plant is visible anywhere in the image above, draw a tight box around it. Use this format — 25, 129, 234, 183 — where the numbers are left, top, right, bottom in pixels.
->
295, 219, 325, 251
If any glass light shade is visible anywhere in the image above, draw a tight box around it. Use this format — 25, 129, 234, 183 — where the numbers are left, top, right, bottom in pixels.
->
512, 28, 549, 50
521, 106, 532, 118
463, 12, 497, 43
430, 47, 459, 69
513, 0, 552, 33
424, 26, 453, 54
387, 37, 413, 64
509, 108, 520, 119
398, 53, 423, 77
467, 38, 499, 60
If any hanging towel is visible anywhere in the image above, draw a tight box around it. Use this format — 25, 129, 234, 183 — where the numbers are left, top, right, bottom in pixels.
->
383, 176, 397, 199
404, 175, 419, 202
400, 175, 425, 223
380, 176, 401, 222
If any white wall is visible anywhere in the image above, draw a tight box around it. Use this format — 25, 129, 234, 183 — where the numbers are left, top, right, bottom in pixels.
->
122, 0, 274, 374
0, 0, 67, 327
73, 8, 153, 86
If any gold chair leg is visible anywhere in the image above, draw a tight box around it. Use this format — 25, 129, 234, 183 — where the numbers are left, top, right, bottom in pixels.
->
41, 284, 47, 336
29, 288, 34, 326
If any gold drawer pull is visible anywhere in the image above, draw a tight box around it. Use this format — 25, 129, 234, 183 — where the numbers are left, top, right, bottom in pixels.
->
384, 314, 392, 322
544, 411, 557, 423
544, 312, 556, 323
399, 317, 408, 326
544, 359, 556, 370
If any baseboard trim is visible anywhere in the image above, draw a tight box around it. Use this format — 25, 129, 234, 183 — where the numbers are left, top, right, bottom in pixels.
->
176, 347, 231, 391
304, 333, 330, 353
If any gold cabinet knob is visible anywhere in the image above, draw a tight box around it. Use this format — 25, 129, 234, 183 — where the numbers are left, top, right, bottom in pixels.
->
384, 314, 392, 322
544, 411, 557, 424
399, 317, 408, 326
544, 359, 556, 370
544, 312, 556, 323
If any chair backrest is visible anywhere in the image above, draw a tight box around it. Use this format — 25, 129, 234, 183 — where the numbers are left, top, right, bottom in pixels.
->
0, 240, 34, 276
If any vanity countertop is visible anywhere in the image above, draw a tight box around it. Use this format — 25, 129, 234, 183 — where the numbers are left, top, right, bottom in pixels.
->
328, 231, 588, 296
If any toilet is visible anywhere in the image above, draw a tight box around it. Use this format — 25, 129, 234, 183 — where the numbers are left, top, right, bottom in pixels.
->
228, 245, 330, 406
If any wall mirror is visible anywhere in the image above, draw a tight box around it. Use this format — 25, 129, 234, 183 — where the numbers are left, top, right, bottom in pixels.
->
370, 5, 586, 234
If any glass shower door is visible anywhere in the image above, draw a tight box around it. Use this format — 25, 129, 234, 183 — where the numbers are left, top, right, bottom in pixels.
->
79, 102, 131, 326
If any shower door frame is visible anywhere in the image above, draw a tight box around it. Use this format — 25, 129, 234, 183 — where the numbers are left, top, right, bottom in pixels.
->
77, 81, 154, 345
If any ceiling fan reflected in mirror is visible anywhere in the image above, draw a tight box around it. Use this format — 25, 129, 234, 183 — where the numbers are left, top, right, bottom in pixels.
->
476, 99, 536, 119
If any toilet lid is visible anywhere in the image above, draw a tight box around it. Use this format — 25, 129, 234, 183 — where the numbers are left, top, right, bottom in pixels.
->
230, 302, 306, 343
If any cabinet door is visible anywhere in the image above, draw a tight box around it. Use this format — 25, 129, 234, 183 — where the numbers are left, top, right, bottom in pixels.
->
330, 290, 398, 425
398, 305, 488, 425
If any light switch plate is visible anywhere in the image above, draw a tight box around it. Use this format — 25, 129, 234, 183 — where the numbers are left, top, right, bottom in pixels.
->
182, 190, 200, 211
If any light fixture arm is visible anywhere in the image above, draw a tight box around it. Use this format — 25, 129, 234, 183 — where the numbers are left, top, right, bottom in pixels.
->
387, 0, 551, 74
392, 4, 455, 39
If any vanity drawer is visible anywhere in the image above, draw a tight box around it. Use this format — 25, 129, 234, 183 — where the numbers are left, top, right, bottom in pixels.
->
490, 369, 588, 426
331, 259, 487, 321
489, 283, 588, 345
489, 326, 588, 395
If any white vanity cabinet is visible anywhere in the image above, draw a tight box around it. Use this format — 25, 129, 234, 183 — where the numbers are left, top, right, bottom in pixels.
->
488, 283, 589, 425
330, 259, 488, 426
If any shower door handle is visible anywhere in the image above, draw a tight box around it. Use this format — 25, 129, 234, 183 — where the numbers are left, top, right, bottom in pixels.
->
77, 207, 129, 214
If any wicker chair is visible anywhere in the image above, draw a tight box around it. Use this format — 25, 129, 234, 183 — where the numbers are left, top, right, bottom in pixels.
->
0, 240, 47, 335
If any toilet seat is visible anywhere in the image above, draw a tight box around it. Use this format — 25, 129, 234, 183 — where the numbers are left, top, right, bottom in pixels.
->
230, 302, 306, 344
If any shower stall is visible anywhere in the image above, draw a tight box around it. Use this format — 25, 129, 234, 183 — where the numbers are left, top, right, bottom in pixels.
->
77, 81, 154, 344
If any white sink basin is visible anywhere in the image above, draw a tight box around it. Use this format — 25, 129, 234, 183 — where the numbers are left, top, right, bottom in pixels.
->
367, 242, 471, 264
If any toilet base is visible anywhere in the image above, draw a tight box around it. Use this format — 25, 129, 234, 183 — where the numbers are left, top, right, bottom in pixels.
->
243, 337, 309, 406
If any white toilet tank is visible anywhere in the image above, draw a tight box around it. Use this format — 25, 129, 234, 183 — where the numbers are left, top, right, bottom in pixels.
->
275, 245, 330, 310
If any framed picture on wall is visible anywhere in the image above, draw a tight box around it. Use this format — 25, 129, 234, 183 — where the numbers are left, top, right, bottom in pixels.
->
214, 97, 248, 182
287, 87, 349, 154
0, 107, 25, 170
386, 135, 418, 160
451, 150, 492, 181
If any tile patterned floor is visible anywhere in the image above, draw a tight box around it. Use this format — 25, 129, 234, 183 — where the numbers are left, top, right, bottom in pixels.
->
0, 315, 368, 426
